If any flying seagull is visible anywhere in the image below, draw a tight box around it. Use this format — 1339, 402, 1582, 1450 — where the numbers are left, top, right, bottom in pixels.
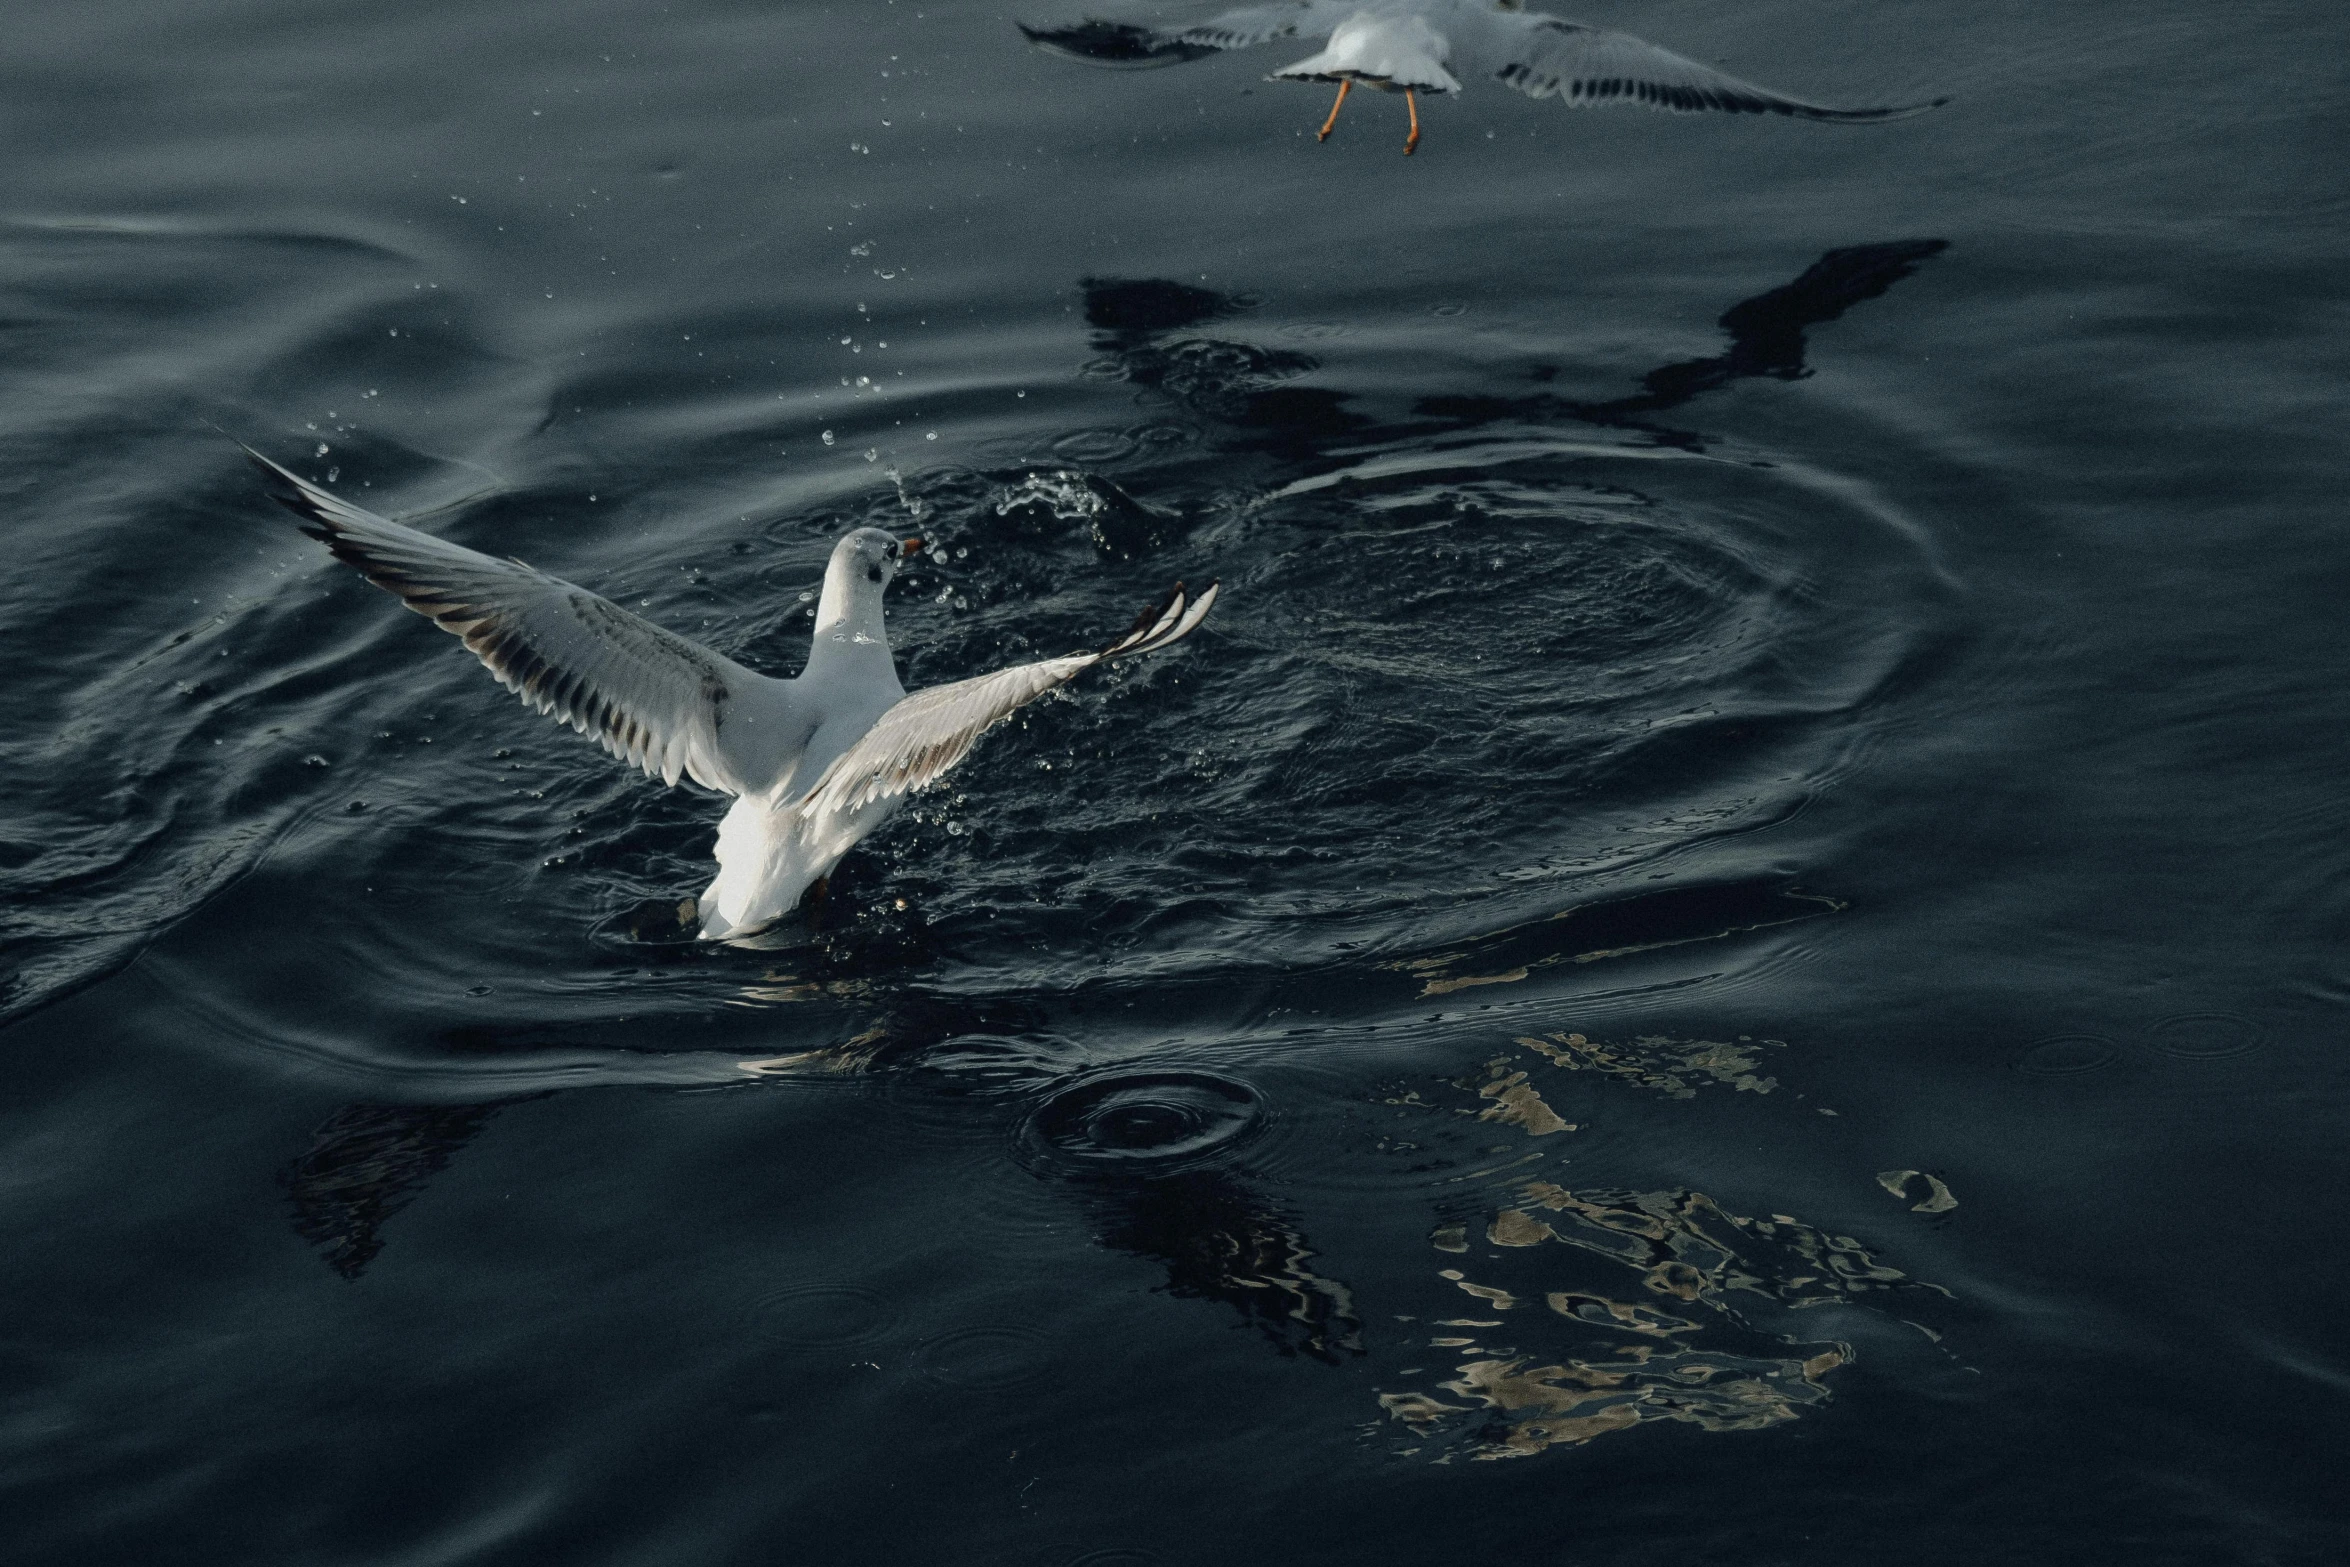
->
245, 449, 1218, 942
1022, 0, 1946, 154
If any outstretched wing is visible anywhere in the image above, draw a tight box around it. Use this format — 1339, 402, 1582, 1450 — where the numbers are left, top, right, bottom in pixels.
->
248, 448, 781, 794
1456, 12, 1947, 121
1021, 1, 1351, 67
801, 580, 1218, 817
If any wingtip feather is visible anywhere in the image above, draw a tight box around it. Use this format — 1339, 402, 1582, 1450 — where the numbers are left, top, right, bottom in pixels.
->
1100, 576, 1219, 660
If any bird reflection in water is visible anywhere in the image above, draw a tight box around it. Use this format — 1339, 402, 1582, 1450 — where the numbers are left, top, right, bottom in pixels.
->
1076, 236, 1948, 455
1082, 1169, 1364, 1361
1019, 1063, 1364, 1359
1080, 274, 1369, 466
1420, 237, 1952, 445
282, 1098, 530, 1278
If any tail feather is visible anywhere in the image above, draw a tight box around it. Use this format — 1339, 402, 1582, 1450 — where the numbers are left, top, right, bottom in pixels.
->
699, 794, 822, 941
697, 787, 905, 942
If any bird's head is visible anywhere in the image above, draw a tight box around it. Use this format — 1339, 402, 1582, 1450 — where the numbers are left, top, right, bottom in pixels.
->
815, 526, 927, 643
832, 526, 926, 588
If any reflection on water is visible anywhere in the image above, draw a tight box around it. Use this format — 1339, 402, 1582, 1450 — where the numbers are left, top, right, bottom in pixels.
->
1467, 1059, 1575, 1137
1415, 239, 1952, 449
1380, 1178, 1911, 1460
1876, 1169, 1958, 1214
1512, 1031, 1781, 1099
1076, 239, 1949, 472
1364, 1021, 1941, 1460
1086, 1171, 1363, 1363
1016, 1064, 1363, 1361
1394, 884, 1844, 1000
1080, 274, 1365, 456
282, 1098, 526, 1277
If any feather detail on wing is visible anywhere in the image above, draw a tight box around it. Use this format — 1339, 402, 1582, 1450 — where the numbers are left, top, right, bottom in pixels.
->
801, 580, 1218, 818
1461, 14, 1948, 121
248, 448, 775, 794
1165, 0, 1350, 51
1020, 1, 1349, 66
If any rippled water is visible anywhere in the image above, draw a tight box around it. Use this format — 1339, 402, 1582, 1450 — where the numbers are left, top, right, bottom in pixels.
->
5, 0, 2347, 1561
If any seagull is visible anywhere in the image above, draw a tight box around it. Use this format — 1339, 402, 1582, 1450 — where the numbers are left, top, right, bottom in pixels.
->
1022, 0, 1946, 155
244, 449, 1218, 942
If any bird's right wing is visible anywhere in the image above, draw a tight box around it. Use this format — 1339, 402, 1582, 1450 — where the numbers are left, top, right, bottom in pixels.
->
1453, 11, 1947, 121
1020, 2, 1352, 67
249, 448, 781, 794
802, 580, 1218, 817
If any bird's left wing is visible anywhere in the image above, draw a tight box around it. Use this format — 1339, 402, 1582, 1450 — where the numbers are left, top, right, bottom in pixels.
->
247, 448, 781, 794
1021, 1, 1352, 67
1453, 10, 1947, 121
802, 581, 1218, 817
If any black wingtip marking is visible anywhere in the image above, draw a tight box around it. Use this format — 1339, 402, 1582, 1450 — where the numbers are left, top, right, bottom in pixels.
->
1098, 577, 1218, 660
1019, 19, 1216, 68
242, 446, 343, 534
1502, 65, 1947, 125
1102, 580, 1186, 655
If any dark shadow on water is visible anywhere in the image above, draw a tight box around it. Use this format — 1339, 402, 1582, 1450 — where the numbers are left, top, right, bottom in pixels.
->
282, 1098, 535, 1278
1081, 275, 1368, 460
1638, 238, 1952, 407
1082, 276, 1248, 342
1081, 238, 1948, 456
1416, 238, 1951, 447
1013, 1060, 1363, 1360
1083, 1170, 1364, 1361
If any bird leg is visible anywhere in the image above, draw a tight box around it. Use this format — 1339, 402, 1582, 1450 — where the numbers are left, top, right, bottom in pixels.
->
1404, 88, 1420, 155
1316, 79, 1352, 142
801, 874, 830, 932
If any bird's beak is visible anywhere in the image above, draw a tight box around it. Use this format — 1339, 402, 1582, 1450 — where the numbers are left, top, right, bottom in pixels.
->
901, 536, 926, 557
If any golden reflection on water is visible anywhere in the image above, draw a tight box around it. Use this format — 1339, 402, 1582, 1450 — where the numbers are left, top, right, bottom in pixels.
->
711, 1001, 1933, 1457
1514, 1031, 1780, 1098
1876, 1169, 1958, 1213
1376, 1031, 1928, 1460
1474, 1065, 1574, 1135
1378, 1179, 1888, 1460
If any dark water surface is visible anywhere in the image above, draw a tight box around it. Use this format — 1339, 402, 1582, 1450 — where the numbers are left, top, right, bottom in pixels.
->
5, 0, 2347, 1561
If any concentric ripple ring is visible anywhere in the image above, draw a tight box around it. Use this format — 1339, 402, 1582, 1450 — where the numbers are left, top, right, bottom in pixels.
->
1018, 1068, 1268, 1178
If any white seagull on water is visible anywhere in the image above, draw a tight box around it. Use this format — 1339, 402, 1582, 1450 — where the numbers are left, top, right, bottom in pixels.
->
1024, 0, 1946, 154
246, 450, 1218, 942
